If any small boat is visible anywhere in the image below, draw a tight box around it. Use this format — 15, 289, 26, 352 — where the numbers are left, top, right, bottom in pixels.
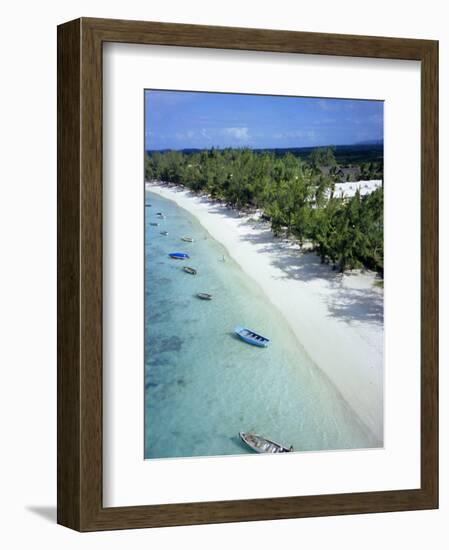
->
239, 432, 293, 454
234, 326, 270, 347
150, 222, 159, 226
169, 252, 190, 260
181, 236, 194, 242
183, 266, 197, 275
160, 231, 169, 236
156, 212, 166, 219
197, 293, 212, 300
145, 203, 152, 207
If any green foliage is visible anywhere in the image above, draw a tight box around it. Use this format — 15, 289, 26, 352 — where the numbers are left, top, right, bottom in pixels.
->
308, 146, 337, 170
145, 148, 384, 274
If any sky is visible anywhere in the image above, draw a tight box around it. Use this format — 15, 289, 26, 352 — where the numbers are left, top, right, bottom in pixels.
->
145, 90, 383, 151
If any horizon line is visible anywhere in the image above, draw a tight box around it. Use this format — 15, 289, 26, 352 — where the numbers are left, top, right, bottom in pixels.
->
146, 140, 384, 152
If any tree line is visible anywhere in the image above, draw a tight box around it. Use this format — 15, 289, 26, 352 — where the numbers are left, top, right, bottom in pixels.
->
145, 147, 383, 274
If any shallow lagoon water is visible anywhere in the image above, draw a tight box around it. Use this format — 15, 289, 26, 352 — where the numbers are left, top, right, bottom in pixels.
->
144, 191, 378, 459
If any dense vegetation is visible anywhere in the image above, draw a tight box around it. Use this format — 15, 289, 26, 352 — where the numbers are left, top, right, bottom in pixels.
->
149, 143, 384, 172
145, 147, 383, 274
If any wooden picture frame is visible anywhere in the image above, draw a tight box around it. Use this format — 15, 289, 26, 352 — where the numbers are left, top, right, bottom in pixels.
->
57, 17, 438, 531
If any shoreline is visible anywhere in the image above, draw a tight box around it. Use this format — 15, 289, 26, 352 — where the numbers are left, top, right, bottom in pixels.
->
146, 181, 384, 442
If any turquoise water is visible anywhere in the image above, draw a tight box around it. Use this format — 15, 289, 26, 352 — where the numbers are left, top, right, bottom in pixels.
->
144, 191, 378, 459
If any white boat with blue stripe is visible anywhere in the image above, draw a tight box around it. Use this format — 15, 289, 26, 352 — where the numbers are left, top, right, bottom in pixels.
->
239, 432, 293, 453
169, 252, 190, 260
234, 326, 270, 347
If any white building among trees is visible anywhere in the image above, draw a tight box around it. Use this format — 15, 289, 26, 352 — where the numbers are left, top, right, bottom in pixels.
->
330, 179, 383, 199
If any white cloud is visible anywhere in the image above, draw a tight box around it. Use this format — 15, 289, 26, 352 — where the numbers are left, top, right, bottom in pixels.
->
273, 129, 309, 139
222, 127, 249, 140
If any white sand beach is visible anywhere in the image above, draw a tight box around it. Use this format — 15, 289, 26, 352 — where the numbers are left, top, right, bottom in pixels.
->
147, 181, 384, 442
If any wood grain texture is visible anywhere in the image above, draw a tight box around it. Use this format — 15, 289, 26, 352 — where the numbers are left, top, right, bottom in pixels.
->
57, 18, 81, 531
57, 17, 439, 532
420, 40, 439, 504
84, 17, 433, 59
79, 20, 104, 529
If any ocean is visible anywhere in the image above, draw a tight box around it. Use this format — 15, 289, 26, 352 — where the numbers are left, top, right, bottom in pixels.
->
144, 190, 378, 459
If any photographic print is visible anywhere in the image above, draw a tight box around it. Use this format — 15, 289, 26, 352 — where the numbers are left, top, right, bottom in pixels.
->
144, 90, 384, 460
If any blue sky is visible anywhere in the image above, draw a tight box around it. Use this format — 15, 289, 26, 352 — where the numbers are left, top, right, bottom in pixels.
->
145, 90, 383, 150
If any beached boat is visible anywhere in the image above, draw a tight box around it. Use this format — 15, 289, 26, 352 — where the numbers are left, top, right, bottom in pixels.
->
181, 236, 194, 242
183, 266, 197, 275
197, 293, 212, 300
239, 432, 293, 454
160, 231, 169, 236
169, 252, 189, 260
234, 326, 270, 347
150, 222, 159, 226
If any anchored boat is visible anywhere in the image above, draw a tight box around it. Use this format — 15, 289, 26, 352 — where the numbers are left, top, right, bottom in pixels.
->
169, 252, 189, 260
234, 326, 270, 347
197, 292, 212, 300
239, 432, 293, 454
183, 266, 197, 275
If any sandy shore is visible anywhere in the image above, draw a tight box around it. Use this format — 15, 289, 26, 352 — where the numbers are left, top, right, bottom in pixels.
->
146, 181, 384, 442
